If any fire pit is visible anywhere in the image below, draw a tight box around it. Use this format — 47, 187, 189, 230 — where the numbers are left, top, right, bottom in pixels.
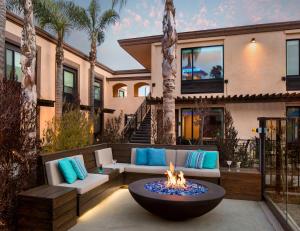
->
128, 163, 225, 220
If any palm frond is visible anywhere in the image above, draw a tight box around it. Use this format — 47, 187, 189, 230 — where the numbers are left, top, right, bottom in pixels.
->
97, 8, 119, 31
112, 0, 126, 10
88, 0, 100, 29
97, 31, 105, 45
6, 0, 22, 13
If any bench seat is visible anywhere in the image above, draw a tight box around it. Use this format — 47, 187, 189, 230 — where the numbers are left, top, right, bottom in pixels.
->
175, 167, 220, 178
58, 174, 109, 194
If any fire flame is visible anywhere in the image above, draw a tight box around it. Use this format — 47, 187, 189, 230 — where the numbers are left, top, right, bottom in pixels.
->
165, 162, 186, 189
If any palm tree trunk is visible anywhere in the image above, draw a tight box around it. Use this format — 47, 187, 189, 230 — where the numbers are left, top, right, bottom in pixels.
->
0, 0, 6, 79
162, 0, 177, 145
21, 0, 37, 145
89, 39, 97, 121
55, 39, 64, 119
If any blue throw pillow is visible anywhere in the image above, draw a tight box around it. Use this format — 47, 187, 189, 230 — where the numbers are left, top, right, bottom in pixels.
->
185, 151, 205, 169
202, 151, 218, 169
58, 158, 77, 184
70, 157, 88, 180
135, 148, 148, 165
148, 148, 166, 166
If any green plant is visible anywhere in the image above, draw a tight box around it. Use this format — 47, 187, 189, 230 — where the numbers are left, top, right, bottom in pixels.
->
0, 79, 40, 230
42, 107, 93, 152
216, 109, 239, 166
100, 112, 124, 143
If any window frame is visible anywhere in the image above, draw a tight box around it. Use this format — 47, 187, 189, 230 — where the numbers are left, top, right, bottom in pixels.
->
5, 42, 22, 82
180, 107, 224, 141
181, 45, 224, 82
63, 65, 78, 104
286, 39, 300, 77
94, 78, 103, 108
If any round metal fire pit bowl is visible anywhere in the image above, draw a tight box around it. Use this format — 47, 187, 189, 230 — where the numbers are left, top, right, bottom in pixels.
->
129, 178, 225, 220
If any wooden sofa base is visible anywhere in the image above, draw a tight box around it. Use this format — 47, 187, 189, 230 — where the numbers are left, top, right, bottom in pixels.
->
78, 176, 122, 216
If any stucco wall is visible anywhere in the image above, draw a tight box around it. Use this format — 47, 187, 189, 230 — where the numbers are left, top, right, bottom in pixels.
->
151, 30, 300, 97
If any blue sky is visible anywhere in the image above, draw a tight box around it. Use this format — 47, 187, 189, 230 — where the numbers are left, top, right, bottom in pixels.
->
66, 0, 300, 70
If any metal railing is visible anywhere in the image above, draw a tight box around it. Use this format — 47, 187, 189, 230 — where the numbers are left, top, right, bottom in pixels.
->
122, 98, 151, 141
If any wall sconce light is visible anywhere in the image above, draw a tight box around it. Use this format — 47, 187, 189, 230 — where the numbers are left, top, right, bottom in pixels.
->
152, 83, 156, 87
224, 79, 229, 84
251, 38, 256, 43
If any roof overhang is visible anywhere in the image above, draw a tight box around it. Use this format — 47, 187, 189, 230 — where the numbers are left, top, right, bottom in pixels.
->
118, 21, 300, 70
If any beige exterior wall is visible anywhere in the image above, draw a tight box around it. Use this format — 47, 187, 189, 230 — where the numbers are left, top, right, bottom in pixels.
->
105, 78, 151, 123
151, 31, 300, 97
5, 17, 150, 137
150, 30, 300, 139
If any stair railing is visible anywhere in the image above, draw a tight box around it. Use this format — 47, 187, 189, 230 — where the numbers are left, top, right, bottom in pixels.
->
122, 98, 151, 141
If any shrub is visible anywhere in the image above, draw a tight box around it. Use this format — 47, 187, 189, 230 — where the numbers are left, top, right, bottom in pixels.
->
42, 106, 93, 152
0, 79, 39, 230
99, 112, 124, 143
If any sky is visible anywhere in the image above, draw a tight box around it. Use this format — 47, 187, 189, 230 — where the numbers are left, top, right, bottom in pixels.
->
66, 0, 300, 70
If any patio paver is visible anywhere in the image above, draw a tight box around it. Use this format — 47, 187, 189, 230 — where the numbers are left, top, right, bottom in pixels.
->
71, 189, 283, 231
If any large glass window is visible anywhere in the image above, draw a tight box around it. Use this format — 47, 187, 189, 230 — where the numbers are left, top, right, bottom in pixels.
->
63, 66, 78, 104
181, 108, 223, 142
287, 107, 300, 143
94, 79, 102, 108
5, 43, 22, 82
287, 40, 300, 76
182, 46, 223, 81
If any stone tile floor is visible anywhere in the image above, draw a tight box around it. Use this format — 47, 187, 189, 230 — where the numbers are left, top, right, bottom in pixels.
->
71, 189, 283, 231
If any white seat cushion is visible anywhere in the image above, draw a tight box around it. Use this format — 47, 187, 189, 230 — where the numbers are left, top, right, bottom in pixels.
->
125, 165, 168, 174
175, 150, 196, 167
95, 148, 113, 166
102, 163, 131, 173
175, 167, 220, 178
45, 155, 85, 186
131, 148, 176, 165
58, 173, 109, 194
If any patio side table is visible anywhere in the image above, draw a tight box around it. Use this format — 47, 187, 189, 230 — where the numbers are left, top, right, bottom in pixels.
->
17, 185, 77, 231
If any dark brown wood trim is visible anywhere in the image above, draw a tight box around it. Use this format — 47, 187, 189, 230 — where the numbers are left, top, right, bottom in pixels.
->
37, 99, 55, 107
80, 105, 91, 111
119, 20, 300, 46
106, 76, 151, 81
102, 108, 115, 114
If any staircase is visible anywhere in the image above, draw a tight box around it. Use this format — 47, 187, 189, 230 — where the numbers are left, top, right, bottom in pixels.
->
122, 98, 151, 144
129, 112, 151, 143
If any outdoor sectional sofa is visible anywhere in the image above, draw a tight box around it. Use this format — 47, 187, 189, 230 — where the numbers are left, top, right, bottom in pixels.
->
95, 147, 220, 185
42, 144, 220, 217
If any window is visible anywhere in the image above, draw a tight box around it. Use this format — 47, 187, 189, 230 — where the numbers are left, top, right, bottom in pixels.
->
287, 107, 300, 144
182, 46, 223, 81
5, 43, 22, 82
94, 79, 102, 108
287, 40, 300, 76
63, 66, 78, 104
113, 83, 127, 98
134, 82, 150, 97
181, 108, 223, 142
181, 46, 224, 94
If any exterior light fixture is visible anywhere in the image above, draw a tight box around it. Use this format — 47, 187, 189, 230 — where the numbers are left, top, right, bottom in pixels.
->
251, 38, 256, 43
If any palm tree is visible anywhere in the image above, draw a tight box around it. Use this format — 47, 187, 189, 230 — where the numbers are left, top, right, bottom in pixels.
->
162, 0, 177, 145
75, 0, 119, 121
0, 0, 6, 79
35, 0, 83, 119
